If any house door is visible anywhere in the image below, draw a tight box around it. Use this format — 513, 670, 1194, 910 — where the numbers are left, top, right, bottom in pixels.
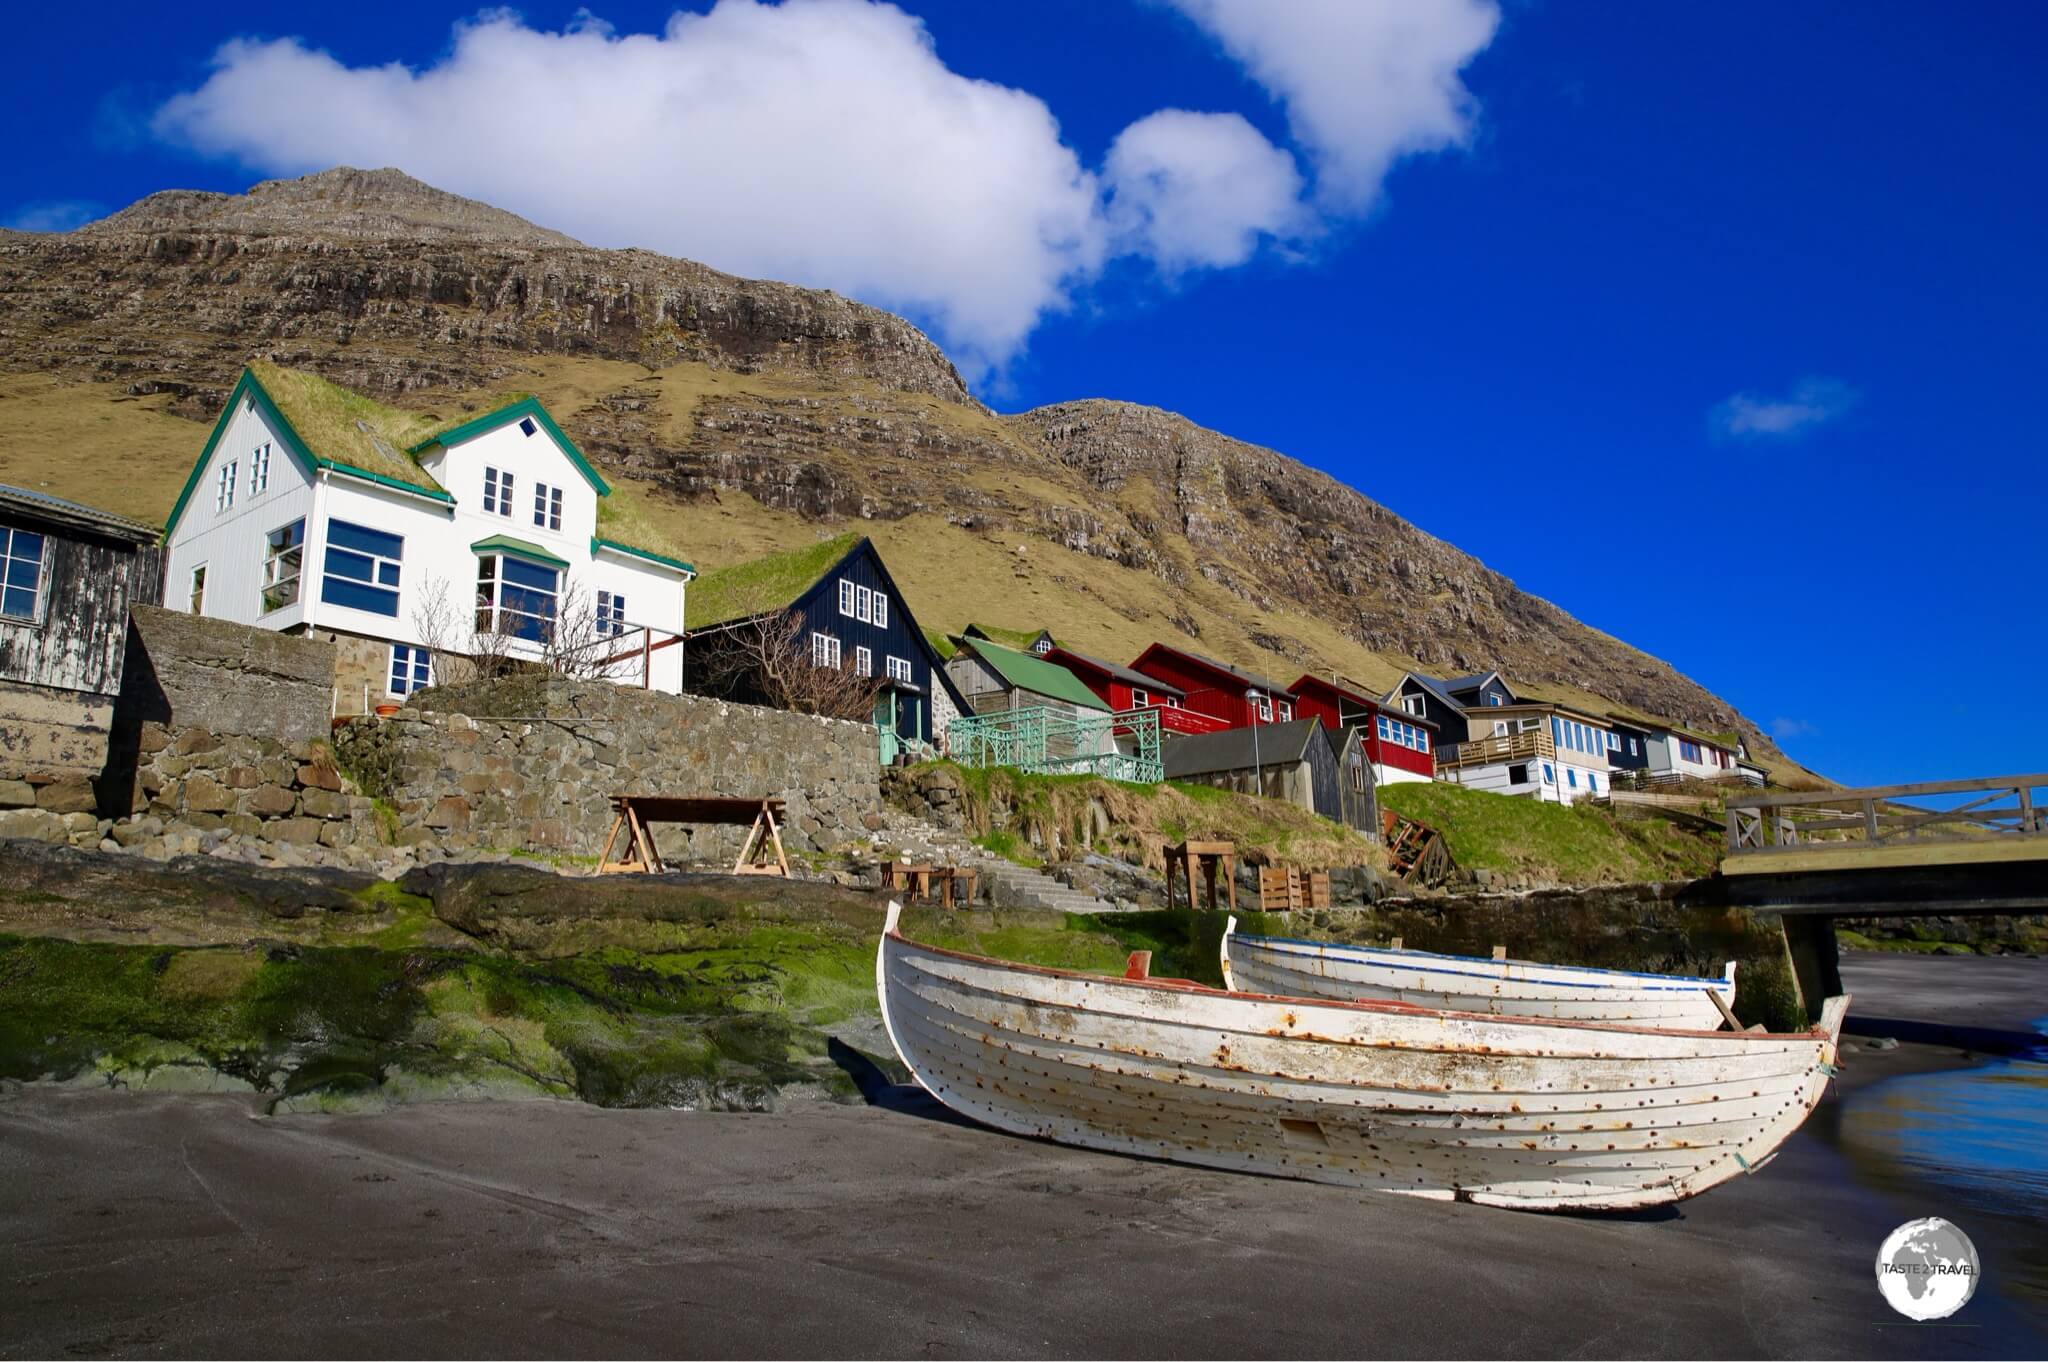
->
874, 692, 899, 765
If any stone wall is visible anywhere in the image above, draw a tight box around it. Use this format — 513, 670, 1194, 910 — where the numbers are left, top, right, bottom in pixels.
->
330, 677, 883, 862
116, 725, 377, 865
0, 678, 116, 800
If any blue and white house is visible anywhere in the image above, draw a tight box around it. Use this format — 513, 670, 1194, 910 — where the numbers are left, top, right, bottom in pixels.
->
160, 363, 694, 713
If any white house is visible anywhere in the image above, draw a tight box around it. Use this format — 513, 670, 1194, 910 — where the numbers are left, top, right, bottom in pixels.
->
1432, 701, 1614, 805
161, 363, 695, 713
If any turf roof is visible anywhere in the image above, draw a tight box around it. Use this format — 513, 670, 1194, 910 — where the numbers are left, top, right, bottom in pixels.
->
246, 361, 446, 495
684, 532, 862, 631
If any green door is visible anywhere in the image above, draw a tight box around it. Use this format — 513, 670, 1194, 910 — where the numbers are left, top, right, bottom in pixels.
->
874, 691, 898, 765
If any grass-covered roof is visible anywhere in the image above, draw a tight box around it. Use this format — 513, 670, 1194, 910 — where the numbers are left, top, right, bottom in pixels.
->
685, 532, 861, 630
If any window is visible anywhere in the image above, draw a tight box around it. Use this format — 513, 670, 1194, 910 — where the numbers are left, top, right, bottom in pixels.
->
1403, 693, 1425, 717
260, 519, 305, 613
188, 564, 207, 615
250, 442, 271, 494
518, 417, 538, 438
838, 579, 855, 617
1376, 716, 1391, 741
873, 593, 888, 628
855, 645, 873, 676
1492, 720, 1508, 737
388, 644, 432, 697
596, 591, 626, 638
476, 555, 560, 642
215, 460, 237, 512
0, 526, 45, 622
1276, 702, 1292, 721
856, 585, 873, 623
887, 655, 913, 683
1508, 763, 1529, 785
1131, 687, 1149, 708
482, 467, 513, 516
1487, 693, 1504, 705
1552, 716, 1563, 747
811, 632, 842, 668
1628, 737, 1640, 757
322, 520, 404, 617
1542, 763, 1555, 784
1567, 769, 1578, 788
532, 482, 563, 531
1349, 753, 1367, 792
1416, 729, 1430, 753
1606, 731, 1620, 752
1587, 772, 1600, 793
1032, 637, 1051, 655
1679, 739, 1703, 763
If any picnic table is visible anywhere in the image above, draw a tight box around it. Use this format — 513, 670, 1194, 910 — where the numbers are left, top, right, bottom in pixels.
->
597, 795, 790, 876
880, 860, 981, 909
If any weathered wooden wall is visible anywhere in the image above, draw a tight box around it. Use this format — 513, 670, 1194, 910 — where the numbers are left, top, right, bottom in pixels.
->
0, 532, 162, 696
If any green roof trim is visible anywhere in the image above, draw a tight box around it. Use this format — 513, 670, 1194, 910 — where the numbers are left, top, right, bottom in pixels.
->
163, 366, 452, 541
953, 636, 1108, 711
592, 536, 695, 575
685, 532, 862, 631
471, 534, 571, 569
408, 397, 611, 497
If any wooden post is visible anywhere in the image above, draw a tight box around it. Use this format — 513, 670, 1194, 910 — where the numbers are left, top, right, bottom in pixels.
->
642, 628, 652, 689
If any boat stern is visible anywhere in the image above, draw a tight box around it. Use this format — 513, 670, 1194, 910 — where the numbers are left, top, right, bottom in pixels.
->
1219, 914, 1238, 992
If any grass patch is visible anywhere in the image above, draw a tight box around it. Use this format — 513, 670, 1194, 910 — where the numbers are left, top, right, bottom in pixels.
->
1381, 781, 1719, 885
685, 531, 861, 630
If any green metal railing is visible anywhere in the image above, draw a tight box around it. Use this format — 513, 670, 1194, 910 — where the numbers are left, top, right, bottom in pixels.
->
945, 705, 1163, 784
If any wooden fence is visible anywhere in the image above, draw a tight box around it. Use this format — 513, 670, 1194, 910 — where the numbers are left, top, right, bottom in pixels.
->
1725, 774, 2048, 856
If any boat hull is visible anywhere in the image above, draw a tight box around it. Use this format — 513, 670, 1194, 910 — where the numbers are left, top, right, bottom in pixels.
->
1222, 922, 1736, 1029
877, 903, 1844, 1211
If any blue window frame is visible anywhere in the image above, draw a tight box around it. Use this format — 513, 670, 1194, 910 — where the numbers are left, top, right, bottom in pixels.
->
320, 519, 403, 617
0, 526, 46, 621
1568, 769, 1578, 788
1542, 763, 1555, 784
477, 554, 560, 642
1551, 717, 1563, 747
388, 644, 432, 696
1587, 772, 1599, 793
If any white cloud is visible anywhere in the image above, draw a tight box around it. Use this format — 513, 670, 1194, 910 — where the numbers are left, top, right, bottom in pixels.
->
1166, 0, 1500, 210
1105, 110, 1305, 272
1712, 376, 1860, 439
152, 0, 1499, 373
4, 200, 105, 233
1770, 717, 1818, 741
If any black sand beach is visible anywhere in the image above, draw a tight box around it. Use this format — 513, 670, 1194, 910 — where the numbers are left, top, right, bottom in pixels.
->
2, 951, 2042, 1360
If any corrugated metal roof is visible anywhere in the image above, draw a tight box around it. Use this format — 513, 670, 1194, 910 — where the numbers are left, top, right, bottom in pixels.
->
0, 483, 159, 543
1163, 718, 1321, 778
951, 636, 1107, 711
1047, 646, 1187, 697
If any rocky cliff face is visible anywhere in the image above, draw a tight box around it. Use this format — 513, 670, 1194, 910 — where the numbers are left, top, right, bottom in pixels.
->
0, 167, 1764, 746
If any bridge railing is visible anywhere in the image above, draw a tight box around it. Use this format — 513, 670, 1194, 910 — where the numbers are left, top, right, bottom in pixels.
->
1724, 773, 2048, 856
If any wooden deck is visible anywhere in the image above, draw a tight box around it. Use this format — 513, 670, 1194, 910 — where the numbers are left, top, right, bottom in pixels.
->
1721, 835, 2048, 876
1722, 772, 2046, 875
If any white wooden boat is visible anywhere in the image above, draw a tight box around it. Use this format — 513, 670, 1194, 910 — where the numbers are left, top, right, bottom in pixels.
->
876, 902, 1846, 1211
1220, 920, 1738, 1030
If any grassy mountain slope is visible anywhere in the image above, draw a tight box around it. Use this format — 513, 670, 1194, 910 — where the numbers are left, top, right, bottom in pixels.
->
0, 167, 1815, 781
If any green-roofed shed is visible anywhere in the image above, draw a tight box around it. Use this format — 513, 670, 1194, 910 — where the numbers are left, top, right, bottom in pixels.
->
945, 634, 1108, 716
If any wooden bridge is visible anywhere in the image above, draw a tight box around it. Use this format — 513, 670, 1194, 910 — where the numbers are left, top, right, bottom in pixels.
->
1715, 774, 2048, 1015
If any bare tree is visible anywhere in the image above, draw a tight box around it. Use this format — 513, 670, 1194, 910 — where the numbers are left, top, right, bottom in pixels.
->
696, 596, 885, 721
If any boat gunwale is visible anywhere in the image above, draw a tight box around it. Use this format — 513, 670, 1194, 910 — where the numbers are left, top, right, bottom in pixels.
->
1233, 931, 1735, 991
884, 919, 1840, 1046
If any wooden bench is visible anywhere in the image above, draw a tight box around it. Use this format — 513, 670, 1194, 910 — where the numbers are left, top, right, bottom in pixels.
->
598, 795, 791, 876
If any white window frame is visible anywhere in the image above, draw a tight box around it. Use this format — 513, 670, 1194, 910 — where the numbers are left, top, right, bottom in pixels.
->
1131, 687, 1149, 708
886, 655, 912, 683
215, 461, 237, 512
856, 585, 873, 624
1276, 702, 1292, 721
1403, 693, 1425, 717
812, 632, 842, 668
873, 593, 888, 628
483, 466, 513, 517
532, 481, 563, 532
855, 645, 873, 676
189, 564, 208, 615
250, 442, 271, 495
596, 590, 626, 638
838, 579, 855, 617
388, 644, 433, 697
0, 525, 47, 624
260, 518, 305, 614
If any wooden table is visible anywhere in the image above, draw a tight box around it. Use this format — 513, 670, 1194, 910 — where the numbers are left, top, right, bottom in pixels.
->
881, 861, 980, 909
598, 795, 791, 876
1164, 840, 1237, 914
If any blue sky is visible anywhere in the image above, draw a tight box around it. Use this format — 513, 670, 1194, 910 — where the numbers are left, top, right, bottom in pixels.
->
8, 1, 2046, 785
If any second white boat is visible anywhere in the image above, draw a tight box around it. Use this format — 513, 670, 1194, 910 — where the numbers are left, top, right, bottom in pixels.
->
1221, 919, 1738, 1030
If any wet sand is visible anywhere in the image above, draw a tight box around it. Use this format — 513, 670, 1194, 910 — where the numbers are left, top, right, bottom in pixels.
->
3, 954, 2044, 1359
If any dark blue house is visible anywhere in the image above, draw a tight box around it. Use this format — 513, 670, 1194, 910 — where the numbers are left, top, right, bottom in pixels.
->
684, 533, 967, 760
1382, 670, 1517, 747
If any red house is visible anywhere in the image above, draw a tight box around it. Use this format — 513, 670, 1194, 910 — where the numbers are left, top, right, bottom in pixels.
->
1289, 672, 1436, 785
1128, 644, 1298, 733
1046, 646, 1229, 735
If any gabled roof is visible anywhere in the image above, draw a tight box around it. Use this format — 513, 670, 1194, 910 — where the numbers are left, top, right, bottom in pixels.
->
1603, 704, 1740, 753
962, 622, 1055, 653
685, 532, 863, 631
1164, 718, 1325, 779
0, 484, 158, 545
408, 397, 611, 496
165, 364, 454, 537
1132, 643, 1296, 701
949, 636, 1107, 711
471, 534, 569, 569
1045, 646, 1187, 698
1387, 669, 1511, 712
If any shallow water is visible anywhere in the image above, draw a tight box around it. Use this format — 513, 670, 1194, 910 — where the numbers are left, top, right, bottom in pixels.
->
1840, 1019, 2048, 1304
